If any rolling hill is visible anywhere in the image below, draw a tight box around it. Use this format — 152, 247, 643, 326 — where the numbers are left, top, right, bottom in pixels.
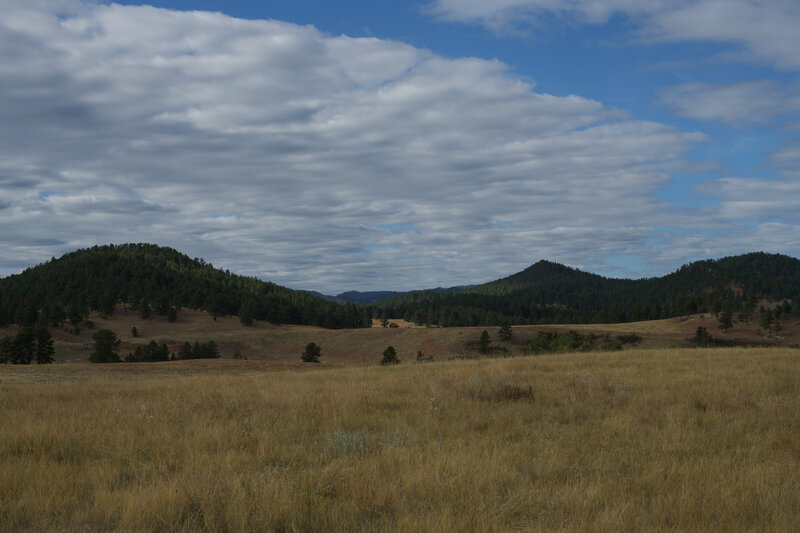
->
1, 245, 798, 331
0, 243, 370, 329
376, 253, 800, 326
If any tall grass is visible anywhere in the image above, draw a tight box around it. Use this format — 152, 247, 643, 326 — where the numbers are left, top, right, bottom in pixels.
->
2, 348, 799, 531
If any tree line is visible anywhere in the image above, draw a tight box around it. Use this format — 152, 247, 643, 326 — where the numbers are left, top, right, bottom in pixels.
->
88, 328, 223, 363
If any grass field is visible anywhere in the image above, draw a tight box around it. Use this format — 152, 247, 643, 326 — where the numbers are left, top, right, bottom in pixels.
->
2, 307, 796, 365
2, 347, 799, 531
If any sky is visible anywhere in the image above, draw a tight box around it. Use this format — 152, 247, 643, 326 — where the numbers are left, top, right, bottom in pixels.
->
1, 0, 799, 293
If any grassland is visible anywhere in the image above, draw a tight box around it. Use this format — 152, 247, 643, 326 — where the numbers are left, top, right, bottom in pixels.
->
3, 306, 795, 365
2, 347, 799, 531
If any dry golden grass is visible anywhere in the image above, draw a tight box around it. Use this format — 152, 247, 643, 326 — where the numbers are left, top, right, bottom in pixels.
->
3, 307, 795, 366
2, 347, 800, 531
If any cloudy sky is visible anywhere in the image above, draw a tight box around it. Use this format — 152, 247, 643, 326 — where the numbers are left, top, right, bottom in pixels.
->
2, 0, 799, 293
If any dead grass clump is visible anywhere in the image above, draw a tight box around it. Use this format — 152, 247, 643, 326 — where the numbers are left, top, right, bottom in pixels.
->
472, 378, 534, 403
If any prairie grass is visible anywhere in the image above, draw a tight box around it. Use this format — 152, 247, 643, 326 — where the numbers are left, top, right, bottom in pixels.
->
2, 347, 799, 531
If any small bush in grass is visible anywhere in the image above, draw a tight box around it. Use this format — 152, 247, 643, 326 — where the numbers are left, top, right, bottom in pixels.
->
416, 350, 433, 362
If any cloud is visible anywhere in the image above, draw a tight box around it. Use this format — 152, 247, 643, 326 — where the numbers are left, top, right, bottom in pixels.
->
702, 178, 800, 222
659, 80, 800, 126
427, 0, 800, 70
0, 1, 794, 292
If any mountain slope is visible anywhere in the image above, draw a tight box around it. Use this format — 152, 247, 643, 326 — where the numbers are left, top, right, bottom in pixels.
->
0, 244, 370, 329
376, 253, 800, 326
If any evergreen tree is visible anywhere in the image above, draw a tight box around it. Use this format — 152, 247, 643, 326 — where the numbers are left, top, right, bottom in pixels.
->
301, 342, 321, 363
0, 335, 11, 364
205, 340, 220, 358
718, 306, 733, 333
177, 341, 193, 360
34, 328, 54, 364
99, 293, 115, 318
381, 345, 399, 365
239, 300, 255, 326
11, 328, 36, 364
759, 307, 773, 334
693, 326, 714, 348
478, 330, 491, 354
497, 320, 512, 341
90, 329, 121, 363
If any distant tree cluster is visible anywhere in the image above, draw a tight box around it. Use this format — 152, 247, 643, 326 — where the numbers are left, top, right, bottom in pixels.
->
87, 329, 221, 363
125, 340, 170, 362
0, 327, 54, 364
176, 340, 220, 360
523, 330, 640, 355
758, 302, 792, 336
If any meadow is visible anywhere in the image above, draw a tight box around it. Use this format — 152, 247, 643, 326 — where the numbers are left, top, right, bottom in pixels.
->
2, 347, 799, 531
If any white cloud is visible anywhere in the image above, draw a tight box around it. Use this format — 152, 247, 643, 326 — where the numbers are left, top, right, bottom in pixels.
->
0, 1, 794, 292
703, 178, 800, 222
659, 80, 800, 126
428, 0, 800, 70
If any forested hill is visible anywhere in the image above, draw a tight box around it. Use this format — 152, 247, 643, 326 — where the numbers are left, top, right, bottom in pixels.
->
375, 253, 800, 327
0, 244, 370, 329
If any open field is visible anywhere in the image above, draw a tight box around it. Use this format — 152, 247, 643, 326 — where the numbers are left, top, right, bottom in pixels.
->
2, 307, 797, 366
2, 347, 800, 531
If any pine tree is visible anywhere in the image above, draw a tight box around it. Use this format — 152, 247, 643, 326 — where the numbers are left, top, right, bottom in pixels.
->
0, 335, 12, 364
11, 328, 36, 364
497, 320, 513, 341
381, 346, 399, 365
693, 326, 714, 347
34, 328, 54, 364
90, 329, 121, 363
301, 342, 321, 363
478, 330, 491, 354
177, 341, 192, 360
239, 300, 255, 326
718, 306, 733, 333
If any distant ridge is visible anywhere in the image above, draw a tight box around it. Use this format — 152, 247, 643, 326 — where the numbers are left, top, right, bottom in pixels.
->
374, 253, 800, 327
1, 246, 798, 329
335, 286, 476, 304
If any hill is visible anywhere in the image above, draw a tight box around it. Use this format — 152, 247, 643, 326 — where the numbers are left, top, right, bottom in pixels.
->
0, 244, 370, 329
376, 253, 800, 326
